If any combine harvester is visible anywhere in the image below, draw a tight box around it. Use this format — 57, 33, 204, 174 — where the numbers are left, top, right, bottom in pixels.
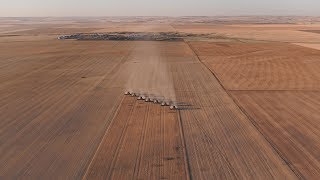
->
124, 91, 178, 110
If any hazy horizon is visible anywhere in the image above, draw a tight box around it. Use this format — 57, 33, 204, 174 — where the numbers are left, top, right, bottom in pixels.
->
1, 0, 320, 17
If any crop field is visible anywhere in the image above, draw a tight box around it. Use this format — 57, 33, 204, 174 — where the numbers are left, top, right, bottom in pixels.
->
85, 96, 188, 179
173, 24, 320, 43
294, 43, 320, 50
1, 17, 320, 179
9, 27, 103, 35
231, 91, 320, 179
301, 30, 320, 34
0, 40, 130, 178
190, 36, 320, 179
190, 42, 320, 90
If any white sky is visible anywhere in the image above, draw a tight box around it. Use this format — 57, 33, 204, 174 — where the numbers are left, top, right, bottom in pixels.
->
0, 0, 319, 17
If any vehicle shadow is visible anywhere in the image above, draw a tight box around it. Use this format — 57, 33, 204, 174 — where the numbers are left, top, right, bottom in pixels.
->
176, 102, 200, 110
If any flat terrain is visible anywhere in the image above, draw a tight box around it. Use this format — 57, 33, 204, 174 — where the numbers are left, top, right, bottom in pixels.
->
172, 24, 320, 43
231, 91, 320, 179
301, 30, 320, 34
167, 42, 294, 179
0, 39, 295, 179
190, 42, 320, 90
294, 43, 320, 50
190, 38, 320, 179
85, 96, 188, 179
1, 17, 320, 179
0, 40, 129, 178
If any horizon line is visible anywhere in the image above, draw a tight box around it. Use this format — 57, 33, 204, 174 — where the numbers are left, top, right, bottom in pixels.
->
1, 15, 320, 18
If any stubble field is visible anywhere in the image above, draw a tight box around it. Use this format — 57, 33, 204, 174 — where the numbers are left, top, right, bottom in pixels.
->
1, 17, 320, 179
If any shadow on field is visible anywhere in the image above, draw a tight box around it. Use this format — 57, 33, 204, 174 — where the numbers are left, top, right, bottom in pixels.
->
176, 102, 200, 110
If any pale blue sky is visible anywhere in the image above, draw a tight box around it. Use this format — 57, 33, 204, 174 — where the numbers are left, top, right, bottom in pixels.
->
1, 0, 319, 17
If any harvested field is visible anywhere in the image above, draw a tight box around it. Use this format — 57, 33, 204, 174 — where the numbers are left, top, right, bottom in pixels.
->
85, 96, 188, 179
300, 30, 320, 34
168, 43, 295, 179
193, 38, 320, 179
231, 91, 320, 179
173, 24, 320, 43
0, 39, 297, 179
294, 43, 320, 50
92, 24, 176, 33
8, 27, 103, 35
191, 39, 320, 179
190, 41, 320, 90
87, 41, 296, 179
2, 17, 320, 179
0, 40, 131, 178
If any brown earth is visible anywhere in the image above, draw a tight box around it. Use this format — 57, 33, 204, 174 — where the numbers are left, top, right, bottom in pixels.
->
300, 30, 320, 34
190, 41, 320, 90
168, 42, 295, 179
192, 38, 320, 179
1, 17, 320, 179
173, 24, 320, 43
0, 39, 296, 179
8, 27, 103, 35
0, 40, 130, 178
294, 43, 320, 50
84, 96, 188, 179
231, 91, 320, 179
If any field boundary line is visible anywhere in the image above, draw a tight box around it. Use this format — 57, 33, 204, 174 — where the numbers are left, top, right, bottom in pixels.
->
177, 110, 192, 180
228, 93, 303, 179
133, 102, 150, 177
82, 95, 126, 179
105, 98, 137, 179
229, 89, 320, 92
185, 41, 302, 179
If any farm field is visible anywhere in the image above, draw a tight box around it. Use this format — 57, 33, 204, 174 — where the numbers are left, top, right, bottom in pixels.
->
173, 24, 320, 43
231, 91, 320, 179
85, 96, 188, 179
0, 40, 130, 178
191, 39, 320, 179
1, 17, 320, 179
294, 43, 320, 50
0, 38, 295, 179
190, 42, 320, 90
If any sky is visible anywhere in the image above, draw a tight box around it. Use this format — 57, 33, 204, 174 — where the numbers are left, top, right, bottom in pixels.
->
0, 0, 319, 17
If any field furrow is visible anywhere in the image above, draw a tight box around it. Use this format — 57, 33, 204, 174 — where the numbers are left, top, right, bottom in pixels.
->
169, 42, 296, 179
85, 96, 189, 179
231, 91, 320, 179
